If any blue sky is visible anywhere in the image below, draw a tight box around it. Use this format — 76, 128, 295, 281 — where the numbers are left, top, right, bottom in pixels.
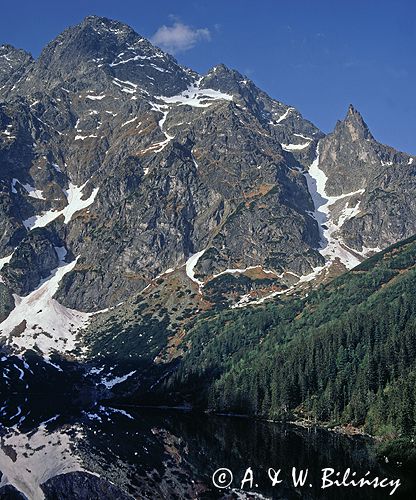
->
1, 0, 415, 153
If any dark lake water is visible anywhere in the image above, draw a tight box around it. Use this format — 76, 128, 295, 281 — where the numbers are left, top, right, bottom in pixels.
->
0, 402, 413, 499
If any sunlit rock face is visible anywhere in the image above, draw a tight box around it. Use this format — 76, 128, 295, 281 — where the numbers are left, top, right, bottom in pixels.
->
318, 106, 416, 253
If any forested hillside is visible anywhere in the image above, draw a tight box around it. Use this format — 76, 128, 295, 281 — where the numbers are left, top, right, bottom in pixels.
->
158, 235, 416, 444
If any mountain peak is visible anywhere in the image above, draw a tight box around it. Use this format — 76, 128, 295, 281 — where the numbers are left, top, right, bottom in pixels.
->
346, 103, 364, 121
0, 43, 32, 59
207, 63, 230, 74
345, 104, 369, 126
83, 14, 112, 23
205, 63, 244, 80
49, 15, 138, 54
201, 63, 248, 94
347, 103, 357, 113
335, 104, 373, 141
79, 15, 134, 35
21, 15, 192, 96
0, 43, 16, 52
0, 44, 33, 93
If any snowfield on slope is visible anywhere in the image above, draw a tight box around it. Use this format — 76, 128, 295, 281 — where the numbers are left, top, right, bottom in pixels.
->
23, 182, 99, 230
0, 248, 91, 356
185, 249, 207, 287
157, 78, 233, 108
303, 143, 365, 270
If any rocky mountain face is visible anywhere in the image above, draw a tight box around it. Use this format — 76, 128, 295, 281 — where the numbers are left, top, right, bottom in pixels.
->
0, 44, 33, 92
319, 105, 416, 253
0, 15, 414, 383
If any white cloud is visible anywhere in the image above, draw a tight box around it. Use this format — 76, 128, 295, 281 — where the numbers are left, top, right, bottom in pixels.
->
151, 21, 211, 54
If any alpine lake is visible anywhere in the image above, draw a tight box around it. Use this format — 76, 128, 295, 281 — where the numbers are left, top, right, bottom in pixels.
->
0, 398, 414, 499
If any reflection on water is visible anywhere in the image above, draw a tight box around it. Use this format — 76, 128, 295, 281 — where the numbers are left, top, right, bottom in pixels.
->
0, 421, 85, 499
0, 403, 413, 499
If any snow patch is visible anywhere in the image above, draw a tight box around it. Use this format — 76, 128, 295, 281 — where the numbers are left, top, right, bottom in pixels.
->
51, 163, 62, 173
11, 179, 46, 199
148, 102, 174, 152
294, 133, 313, 140
191, 152, 199, 169
23, 182, 99, 230
232, 153, 384, 309
0, 256, 91, 356
112, 78, 137, 94
157, 79, 233, 108
0, 252, 14, 271
102, 370, 136, 389
1, 124, 15, 138
105, 407, 134, 419
43, 357, 63, 372
212, 266, 276, 279
75, 134, 98, 140
185, 249, 207, 287
147, 79, 232, 156
271, 107, 294, 124
281, 142, 310, 151
110, 53, 151, 67
154, 267, 175, 281
360, 245, 383, 256
121, 117, 138, 127
85, 94, 105, 101
303, 143, 365, 270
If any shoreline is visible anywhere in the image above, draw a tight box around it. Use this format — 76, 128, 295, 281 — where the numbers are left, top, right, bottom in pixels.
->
110, 402, 375, 439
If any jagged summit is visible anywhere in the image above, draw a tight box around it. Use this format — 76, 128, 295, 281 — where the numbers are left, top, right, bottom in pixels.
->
347, 103, 358, 114
70, 15, 146, 47
0, 44, 33, 70
0, 44, 18, 53
37, 15, 158, 68
337, 103, 373, 141
346, 103, 369, 125
81, 14, 131, 26
65, 14, 138, 37
205, 63, 235, 76
1, 17, 265, 102
0, 44, 33, 93
201, 63, 250, 94
0, 44, 33, 57
317, 99, 415, 253
202, 63, 247, 84
10, 15, 193, 96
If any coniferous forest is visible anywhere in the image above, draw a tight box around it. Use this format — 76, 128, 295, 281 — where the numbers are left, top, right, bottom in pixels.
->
155, 235, 416, 461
